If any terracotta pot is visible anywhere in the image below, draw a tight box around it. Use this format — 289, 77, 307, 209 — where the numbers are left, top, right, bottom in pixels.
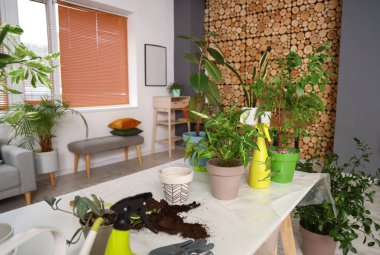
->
206, 159, 244, 200
82, 222, 113, 255
300, 224, 337, 255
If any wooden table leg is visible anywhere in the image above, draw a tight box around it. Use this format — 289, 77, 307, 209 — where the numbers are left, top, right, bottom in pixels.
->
24, 192, 31, 205
49, 172, 56, 188
168, 109, 172, 158
74, 153, 79, 175
85, 154, 91, 178
124, 147, 129, 160
280, 215, 297, 255
136, 145, 142, 165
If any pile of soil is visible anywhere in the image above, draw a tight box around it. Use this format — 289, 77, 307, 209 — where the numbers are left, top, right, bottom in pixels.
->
144, 198, 209, 239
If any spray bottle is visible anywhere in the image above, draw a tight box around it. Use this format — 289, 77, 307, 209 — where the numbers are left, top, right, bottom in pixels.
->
104, 192, 157, 255
249, 123, 272, 189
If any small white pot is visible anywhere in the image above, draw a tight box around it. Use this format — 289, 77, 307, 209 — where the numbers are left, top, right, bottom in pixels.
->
0, 223, 16, 255
159, 167, 193, 204
240, 107, 258, 126
33, 150, 59, 174
260, 111, 272, 124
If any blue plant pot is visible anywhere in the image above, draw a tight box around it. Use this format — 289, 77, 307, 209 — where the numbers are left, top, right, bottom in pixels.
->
183, 131, 208, 172
172, 89, 181, 97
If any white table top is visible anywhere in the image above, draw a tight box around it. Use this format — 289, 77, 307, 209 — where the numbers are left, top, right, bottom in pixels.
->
0, 159, 327, 255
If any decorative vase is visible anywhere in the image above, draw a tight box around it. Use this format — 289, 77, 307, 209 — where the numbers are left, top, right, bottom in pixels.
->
240, 107, 258, 126
172, 89, 181, 97
159, 166, 193, 204
206, 159, 244, 200
300, 224, 337, 255
183, 131, 208, 172
268, 146, 300, 183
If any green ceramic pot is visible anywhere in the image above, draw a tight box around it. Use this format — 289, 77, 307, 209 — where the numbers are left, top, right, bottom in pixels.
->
268, 146, 300, 183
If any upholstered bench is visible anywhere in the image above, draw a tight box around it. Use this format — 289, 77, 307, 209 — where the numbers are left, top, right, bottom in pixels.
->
67, 135, 144, 178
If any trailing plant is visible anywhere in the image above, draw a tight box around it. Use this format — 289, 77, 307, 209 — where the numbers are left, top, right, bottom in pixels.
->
258, 42, 332, 150
185, 106, 258, 168
0, 24, 59, 94
178, 33, 224, 136
167, 82, 184, 93
45, 194, 114, 245
1, 97, 88, 152
294, 139, 380, 255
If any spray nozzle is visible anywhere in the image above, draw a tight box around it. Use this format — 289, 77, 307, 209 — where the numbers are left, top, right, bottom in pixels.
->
111, 192, 157, 233
256, 123, 272, 142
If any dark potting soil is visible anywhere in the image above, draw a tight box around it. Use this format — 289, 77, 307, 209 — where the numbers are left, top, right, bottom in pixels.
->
145, 198, 209, 239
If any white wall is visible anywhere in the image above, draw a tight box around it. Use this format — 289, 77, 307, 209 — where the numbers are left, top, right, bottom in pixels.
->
2, 0, 175, 176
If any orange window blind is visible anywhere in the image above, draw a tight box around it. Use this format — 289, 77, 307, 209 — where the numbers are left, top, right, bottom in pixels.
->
58, 2, 129, 107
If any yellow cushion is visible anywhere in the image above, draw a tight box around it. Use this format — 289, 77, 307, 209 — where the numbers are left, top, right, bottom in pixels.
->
108, 118, 141, 130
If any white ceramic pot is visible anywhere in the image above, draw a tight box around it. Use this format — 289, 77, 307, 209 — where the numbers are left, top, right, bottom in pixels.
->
159, 167, 193, 204
33, 150, 59, 174
0, 223, 16, 255
240, 107, 258, 126
260, 111, 272, 124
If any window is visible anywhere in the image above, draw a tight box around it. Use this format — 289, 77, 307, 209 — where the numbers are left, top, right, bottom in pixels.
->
0, 11, 9, 109
58, 2, 129, 107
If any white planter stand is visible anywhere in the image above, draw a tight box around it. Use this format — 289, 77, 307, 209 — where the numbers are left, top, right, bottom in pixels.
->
34, 150, 59, 187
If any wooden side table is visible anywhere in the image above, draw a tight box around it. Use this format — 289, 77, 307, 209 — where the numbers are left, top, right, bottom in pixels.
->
152, 96, 190, 158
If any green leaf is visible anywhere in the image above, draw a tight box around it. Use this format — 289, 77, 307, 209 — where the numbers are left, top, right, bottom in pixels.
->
182, 53, 198, 64
8, 68, 24, 78
204, 81, 221, 108
1, 85, 23, 94
82, 197, 101, 216
189, 72, 209, 92
296, 83, 304, 96
207, 47, 224, 64
7, 25, 24, 35
44, 196, 57, 207
45, 52, 60, 61
204, 59, 222, 83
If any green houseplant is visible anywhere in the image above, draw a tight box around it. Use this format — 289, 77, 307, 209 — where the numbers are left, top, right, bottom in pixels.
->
258, 42, 332, 183
295, 139, 380, 255
1, 97, 88, 185
0, 24, 59, 94
167, 82, 183, 97
185, 106, 258, 200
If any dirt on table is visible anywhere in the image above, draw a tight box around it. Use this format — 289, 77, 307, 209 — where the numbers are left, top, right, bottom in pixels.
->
143, 198, 209, 239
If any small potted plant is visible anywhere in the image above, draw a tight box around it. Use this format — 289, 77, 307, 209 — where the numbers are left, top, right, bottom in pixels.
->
258, 42, 332, 183
294, 139, 380, 255
185, 106, 258, 200
45, 194, 115, 255
167, 82, 183, 97
1, 97, 88, 186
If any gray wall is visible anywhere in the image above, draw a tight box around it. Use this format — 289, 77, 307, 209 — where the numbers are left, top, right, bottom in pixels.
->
334, 0, 380, 175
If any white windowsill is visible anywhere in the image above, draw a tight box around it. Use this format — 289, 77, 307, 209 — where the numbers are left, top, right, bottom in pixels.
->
73, 103, 138, 113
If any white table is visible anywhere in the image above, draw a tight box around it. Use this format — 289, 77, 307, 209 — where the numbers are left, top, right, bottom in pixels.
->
0, 159, 327, 255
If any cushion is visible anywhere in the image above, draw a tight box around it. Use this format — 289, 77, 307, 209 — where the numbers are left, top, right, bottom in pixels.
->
0, 164, 20, 192
111, 128, 143, 136
108, 118, 141, 130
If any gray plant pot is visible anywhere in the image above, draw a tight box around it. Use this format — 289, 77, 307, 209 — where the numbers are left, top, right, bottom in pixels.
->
206, 159, 244, 200
300, 224, 337, 255
33, 150, 59, 174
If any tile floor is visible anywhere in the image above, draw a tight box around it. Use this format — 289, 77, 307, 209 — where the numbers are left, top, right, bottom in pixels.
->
0, 147, 379, 255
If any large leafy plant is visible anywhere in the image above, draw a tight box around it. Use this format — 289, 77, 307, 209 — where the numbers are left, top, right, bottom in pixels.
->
185, 106, 258, 168
258, 42, 331, 150
1, 97, 88, 152
178, 33, 224, 136
295, 139, 380, 255
0, 24, 59, 94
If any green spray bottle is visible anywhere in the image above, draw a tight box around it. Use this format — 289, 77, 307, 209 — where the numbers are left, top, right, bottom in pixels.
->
105, 192, 158, 255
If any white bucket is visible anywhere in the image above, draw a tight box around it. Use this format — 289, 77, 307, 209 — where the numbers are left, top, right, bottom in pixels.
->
159, 167, 193, 204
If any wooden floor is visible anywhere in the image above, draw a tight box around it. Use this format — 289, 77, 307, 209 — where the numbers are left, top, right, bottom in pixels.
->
0, 147, 379, 255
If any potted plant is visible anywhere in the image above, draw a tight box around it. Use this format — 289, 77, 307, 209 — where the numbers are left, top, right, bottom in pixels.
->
294, 139, 380, 255
0, 24, 59, 93
185, 106, 258, 200
167, 82, 183, 97
45, 194, 115, 255
1, 97, 88, 186
258, 42, 332, 183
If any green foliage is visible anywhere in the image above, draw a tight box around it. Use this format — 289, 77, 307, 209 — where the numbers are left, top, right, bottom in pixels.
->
294, 139, 380, 255
258, 42, 332, 149
167, 82, 183, 93
45, 194, 108, 245
185, 106, 258, 168
0, 24, 59, 94
1, 97, 88, 152
178, 33, 225, 135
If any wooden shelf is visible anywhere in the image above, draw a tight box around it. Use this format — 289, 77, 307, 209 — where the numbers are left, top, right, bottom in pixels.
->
157, 120, 188, 125
156, 136, 183, 144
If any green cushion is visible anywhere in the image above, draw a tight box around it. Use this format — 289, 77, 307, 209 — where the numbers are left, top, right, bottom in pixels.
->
111, 128, 143, 136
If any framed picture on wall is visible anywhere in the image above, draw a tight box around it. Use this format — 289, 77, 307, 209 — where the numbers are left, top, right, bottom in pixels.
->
145, 44, 167, 86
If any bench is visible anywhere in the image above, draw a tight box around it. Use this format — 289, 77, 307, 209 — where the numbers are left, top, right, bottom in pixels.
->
67, 135, 144, 178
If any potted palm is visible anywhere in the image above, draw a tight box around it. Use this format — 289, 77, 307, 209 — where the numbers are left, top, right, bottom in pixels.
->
167, 82, 183, 97
258, 42, 332, 183
1, 97, 88, 186
185, 106, 258, 200
295, 139, 380, 255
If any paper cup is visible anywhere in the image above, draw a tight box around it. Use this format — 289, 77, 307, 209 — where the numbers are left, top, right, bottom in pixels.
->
159, 167, 193, 204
